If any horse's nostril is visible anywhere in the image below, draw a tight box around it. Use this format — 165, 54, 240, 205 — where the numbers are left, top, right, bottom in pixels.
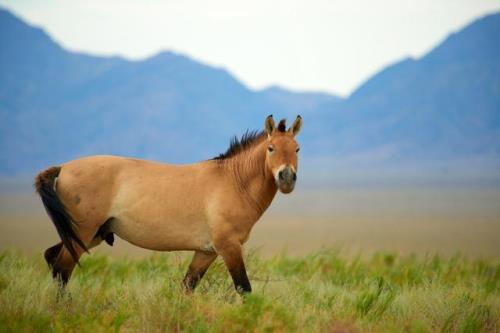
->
292, 172, 297, 181
278, 171, 284, 180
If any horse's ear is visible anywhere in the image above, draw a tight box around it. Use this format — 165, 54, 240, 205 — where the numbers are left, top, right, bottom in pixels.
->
265, 115, 275, 136
289, 115, 302, 136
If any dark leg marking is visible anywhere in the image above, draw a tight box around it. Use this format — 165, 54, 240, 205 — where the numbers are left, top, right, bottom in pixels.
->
217, 242, 252, 294
182, 251, 217, 293
50, 247, 78, 292
229, 262, 252, 294
52, 267, 71, 286
183, 271, 205, 292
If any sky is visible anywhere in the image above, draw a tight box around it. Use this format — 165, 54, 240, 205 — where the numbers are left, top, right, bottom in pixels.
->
1, 0, 500, 96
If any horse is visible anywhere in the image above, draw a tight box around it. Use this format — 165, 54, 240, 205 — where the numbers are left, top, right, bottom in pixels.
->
35, 115, 302, 294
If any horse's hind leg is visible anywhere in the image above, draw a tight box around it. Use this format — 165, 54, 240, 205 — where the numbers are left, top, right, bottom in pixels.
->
51, 227, 99, 287
182, 251, 217, 293
51, 246, 79, 286
44, 242, 63, 268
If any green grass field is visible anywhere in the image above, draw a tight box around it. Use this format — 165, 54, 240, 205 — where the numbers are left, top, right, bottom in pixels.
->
0, 250, 498, 332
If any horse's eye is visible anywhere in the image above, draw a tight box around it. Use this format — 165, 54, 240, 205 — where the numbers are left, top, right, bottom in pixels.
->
296, 147, 300, 153
268, 145, 274, 153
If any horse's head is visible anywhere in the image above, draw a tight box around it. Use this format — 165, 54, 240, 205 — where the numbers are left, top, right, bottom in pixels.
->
264, 115, 302, 194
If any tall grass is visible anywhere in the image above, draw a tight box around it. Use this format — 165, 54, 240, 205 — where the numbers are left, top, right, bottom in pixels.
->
0, 249, 498, 332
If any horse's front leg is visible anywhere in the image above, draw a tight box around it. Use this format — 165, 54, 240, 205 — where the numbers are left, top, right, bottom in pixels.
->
182, 251, 217, 293
214, 238, 252, 294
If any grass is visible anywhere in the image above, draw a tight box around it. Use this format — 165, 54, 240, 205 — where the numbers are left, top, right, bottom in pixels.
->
0, 249, 498, 332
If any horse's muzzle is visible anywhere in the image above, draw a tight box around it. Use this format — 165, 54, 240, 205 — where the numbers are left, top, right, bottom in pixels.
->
277, 167, 296, 194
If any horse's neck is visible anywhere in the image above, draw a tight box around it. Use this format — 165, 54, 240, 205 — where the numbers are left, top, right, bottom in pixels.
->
229, 142, 277, 215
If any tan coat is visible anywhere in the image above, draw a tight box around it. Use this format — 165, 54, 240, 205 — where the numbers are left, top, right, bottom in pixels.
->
36, 115, 302, 293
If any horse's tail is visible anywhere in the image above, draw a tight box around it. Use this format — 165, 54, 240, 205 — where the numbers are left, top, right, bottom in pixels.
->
35, 166, 87, 264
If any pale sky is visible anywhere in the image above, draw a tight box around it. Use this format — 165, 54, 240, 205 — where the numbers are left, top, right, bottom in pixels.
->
1, 0, 500, 96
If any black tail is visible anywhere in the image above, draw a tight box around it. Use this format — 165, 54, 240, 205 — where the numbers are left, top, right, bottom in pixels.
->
35, 166, 87, 264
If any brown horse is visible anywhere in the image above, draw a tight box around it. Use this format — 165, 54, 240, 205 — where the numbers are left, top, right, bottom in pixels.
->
35, 115, 302, 294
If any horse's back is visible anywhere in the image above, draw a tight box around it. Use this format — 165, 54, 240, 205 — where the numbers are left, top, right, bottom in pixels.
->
60, 154, 182, 185
59, 155, 145, 198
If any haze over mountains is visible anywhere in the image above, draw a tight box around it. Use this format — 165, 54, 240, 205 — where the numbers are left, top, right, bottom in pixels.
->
1, 8, 499, 185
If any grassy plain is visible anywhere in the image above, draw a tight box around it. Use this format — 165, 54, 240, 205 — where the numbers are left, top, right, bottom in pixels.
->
0, 249, 498, 332
1, 185, 499, 331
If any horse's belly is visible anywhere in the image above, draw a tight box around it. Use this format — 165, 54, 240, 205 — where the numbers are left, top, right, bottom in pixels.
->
109, 214, 212, 252
107, 172, 214, 252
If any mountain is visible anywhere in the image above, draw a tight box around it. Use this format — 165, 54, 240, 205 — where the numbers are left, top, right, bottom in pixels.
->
307, 12, 500, 162
1, 8, 499, 185
0, 8, 337, 174
259, 86, 340, 114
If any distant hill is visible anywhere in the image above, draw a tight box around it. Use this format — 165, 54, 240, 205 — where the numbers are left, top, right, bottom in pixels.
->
307, 12, 500, 162
259, 86, 340, 114
1, 8, 499, 185
0, 8, 336, 174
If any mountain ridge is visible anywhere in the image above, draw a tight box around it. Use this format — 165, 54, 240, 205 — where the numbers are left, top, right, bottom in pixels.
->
1, 8, 499, 183
306, 11, 500, 161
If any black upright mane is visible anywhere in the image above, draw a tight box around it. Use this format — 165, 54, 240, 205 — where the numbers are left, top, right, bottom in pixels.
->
212, 119, 287, 161
212, 130, 265, 160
